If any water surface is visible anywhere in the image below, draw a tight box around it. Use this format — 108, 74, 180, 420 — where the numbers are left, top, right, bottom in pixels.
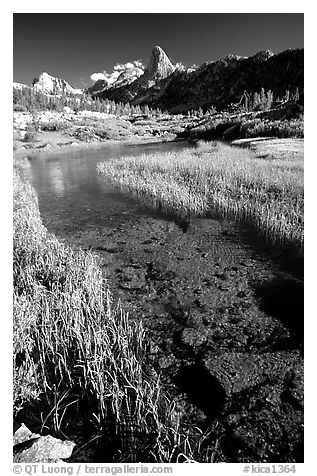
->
21, 141, 192, 235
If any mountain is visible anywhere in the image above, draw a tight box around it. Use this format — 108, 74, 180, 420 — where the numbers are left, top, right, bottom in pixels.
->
87, 79, 109, 95
93, 45, 175, 103
33, 72, 83, 95
93, 47, 303, 113
112, 64, 145, 88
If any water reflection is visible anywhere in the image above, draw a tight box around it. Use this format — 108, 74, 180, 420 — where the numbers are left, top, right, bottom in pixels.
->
47, 164, 65, 198
20, 141, 192, 236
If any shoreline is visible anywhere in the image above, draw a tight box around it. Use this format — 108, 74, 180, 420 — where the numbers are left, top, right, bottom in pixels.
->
13, 109, 304, 163
14, 130, 304, 164
13, 131, 185, 162
13, 109, 190, 161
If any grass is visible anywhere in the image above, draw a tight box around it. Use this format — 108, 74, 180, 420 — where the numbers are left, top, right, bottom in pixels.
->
13, 171, 218, 462
97, 141, 303, 251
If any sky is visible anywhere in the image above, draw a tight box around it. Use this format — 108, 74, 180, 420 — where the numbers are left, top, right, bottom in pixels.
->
14, 13, 304, 89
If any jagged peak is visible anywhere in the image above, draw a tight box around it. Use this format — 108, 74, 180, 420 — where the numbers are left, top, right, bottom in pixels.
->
144, 45, 175, 81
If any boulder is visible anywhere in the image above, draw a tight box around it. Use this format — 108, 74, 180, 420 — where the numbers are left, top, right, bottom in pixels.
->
13, 424, 40, 446
14, 434, 75, 463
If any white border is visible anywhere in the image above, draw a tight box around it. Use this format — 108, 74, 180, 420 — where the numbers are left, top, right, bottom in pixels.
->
3, 3, 313, 475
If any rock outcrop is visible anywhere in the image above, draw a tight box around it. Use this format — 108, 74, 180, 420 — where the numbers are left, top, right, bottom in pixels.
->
33, 72, 83, 95
142, 45, 175, 85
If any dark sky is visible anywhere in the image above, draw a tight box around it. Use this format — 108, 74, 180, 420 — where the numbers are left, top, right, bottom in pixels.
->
13, 13, 304, 88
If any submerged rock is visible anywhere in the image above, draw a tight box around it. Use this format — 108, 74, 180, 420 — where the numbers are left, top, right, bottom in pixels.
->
203, 350, 301, 397
119, 266, 147, 290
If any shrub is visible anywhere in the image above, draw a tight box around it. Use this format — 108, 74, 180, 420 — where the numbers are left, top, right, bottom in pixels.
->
40, 120, 68, 131
240, 118, 304, 139
13, 104, 27, 112
23, 123, 38, 142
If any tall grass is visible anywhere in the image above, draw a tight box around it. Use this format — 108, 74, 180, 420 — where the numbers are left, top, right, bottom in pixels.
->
97, 141, 303, 250
13, 171, 217, 462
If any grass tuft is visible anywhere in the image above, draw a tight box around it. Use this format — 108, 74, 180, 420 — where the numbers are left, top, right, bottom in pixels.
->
97, 141, 303, 250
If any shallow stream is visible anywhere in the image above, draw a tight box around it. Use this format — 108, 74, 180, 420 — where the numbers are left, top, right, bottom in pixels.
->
20, 140, 304, 462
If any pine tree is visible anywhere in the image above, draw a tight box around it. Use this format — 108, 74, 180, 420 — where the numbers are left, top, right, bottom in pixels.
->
260, 88, 267, 110
266, 90, 274, 110
143, 105, 150, 116
123, 103, 131, 116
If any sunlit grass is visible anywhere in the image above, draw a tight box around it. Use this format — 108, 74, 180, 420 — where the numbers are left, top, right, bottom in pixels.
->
97, 141, 303, 250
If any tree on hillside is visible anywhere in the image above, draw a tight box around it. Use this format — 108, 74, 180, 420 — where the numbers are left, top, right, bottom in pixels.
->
266, 90, 274, 110
251, 88, 274, 111
252, 92, 261, 111
143, 105, 151, 116
292, 87, 300, 102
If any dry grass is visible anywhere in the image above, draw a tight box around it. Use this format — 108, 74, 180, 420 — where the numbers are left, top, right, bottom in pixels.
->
97, 141, 303, 250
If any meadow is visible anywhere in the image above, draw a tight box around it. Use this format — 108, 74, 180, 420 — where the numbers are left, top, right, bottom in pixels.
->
13, 170, 216, 462
97, 141, 304, 251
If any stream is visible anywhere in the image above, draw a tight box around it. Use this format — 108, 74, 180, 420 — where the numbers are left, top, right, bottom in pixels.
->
20, 140, 304, 463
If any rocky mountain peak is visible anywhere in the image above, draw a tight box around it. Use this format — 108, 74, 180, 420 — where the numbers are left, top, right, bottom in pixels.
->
113, 65, 144, 88
252, 50, 274, 62
33, 72, 83, 95
144, 45, 175, 82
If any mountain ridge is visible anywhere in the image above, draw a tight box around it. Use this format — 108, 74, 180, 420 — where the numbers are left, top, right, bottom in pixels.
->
14, 45, 304, 114
93, 46, 303, 113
